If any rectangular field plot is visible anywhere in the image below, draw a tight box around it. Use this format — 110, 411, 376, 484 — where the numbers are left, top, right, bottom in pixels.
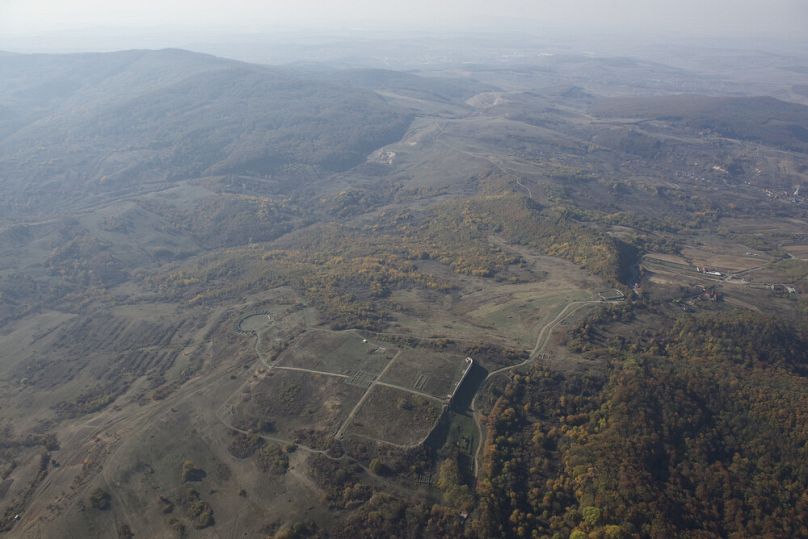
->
344, 385, 443, 446
681, 245, 771, 273
276, 330, 396, 377
380, 348, 469, 399
231, 370, 365, 441
785, 245, 808, 261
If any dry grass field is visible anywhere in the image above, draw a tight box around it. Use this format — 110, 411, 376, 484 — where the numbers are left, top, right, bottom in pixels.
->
230, 370, 366, 443
275, 330, 396, 377
380, 349, 468, 399
681, 244, 770, 273
343, 385, 444, 447
785, 244, 808, 260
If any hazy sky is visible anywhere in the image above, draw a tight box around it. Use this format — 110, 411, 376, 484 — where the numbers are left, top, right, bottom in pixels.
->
1, 0, 807, 38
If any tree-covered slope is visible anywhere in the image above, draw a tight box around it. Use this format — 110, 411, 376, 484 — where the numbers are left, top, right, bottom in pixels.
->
0, 49, 413, 207
475, 313, 808, 538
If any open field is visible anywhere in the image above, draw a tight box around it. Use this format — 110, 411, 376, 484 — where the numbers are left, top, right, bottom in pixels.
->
385, 250, 599, 353
747, 259, 808, 286
645, 252, 690, 266
642, 255, 705, 284
459, 287, 593, 348
276, 330, 396, 377
681, 244, 771, 273
380, 349, 469, 399
230, 369, 366, 443
343, 385, 444, 447
230, 326, 471, 450
719, 217, 808, 237
785, 244, 808, 260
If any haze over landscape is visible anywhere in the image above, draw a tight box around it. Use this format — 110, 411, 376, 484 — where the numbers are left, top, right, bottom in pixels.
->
0, 1, 807, 538
3, 0, 808, 35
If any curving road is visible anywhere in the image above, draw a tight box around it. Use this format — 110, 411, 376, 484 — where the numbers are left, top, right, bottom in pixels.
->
470, 298, 609, 478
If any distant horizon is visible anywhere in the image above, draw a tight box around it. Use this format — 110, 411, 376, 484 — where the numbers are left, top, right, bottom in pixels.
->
1, 22, 806, 64
2, 0, 807, 47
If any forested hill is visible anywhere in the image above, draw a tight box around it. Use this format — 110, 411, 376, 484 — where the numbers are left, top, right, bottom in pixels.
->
0, 49, 413, 214
474, 310, 808, 538
591, 94, 808, 153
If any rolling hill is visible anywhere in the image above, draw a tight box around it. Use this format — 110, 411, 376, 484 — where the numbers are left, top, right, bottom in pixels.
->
591, 94, 808, 152
0, 49, 413, 215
